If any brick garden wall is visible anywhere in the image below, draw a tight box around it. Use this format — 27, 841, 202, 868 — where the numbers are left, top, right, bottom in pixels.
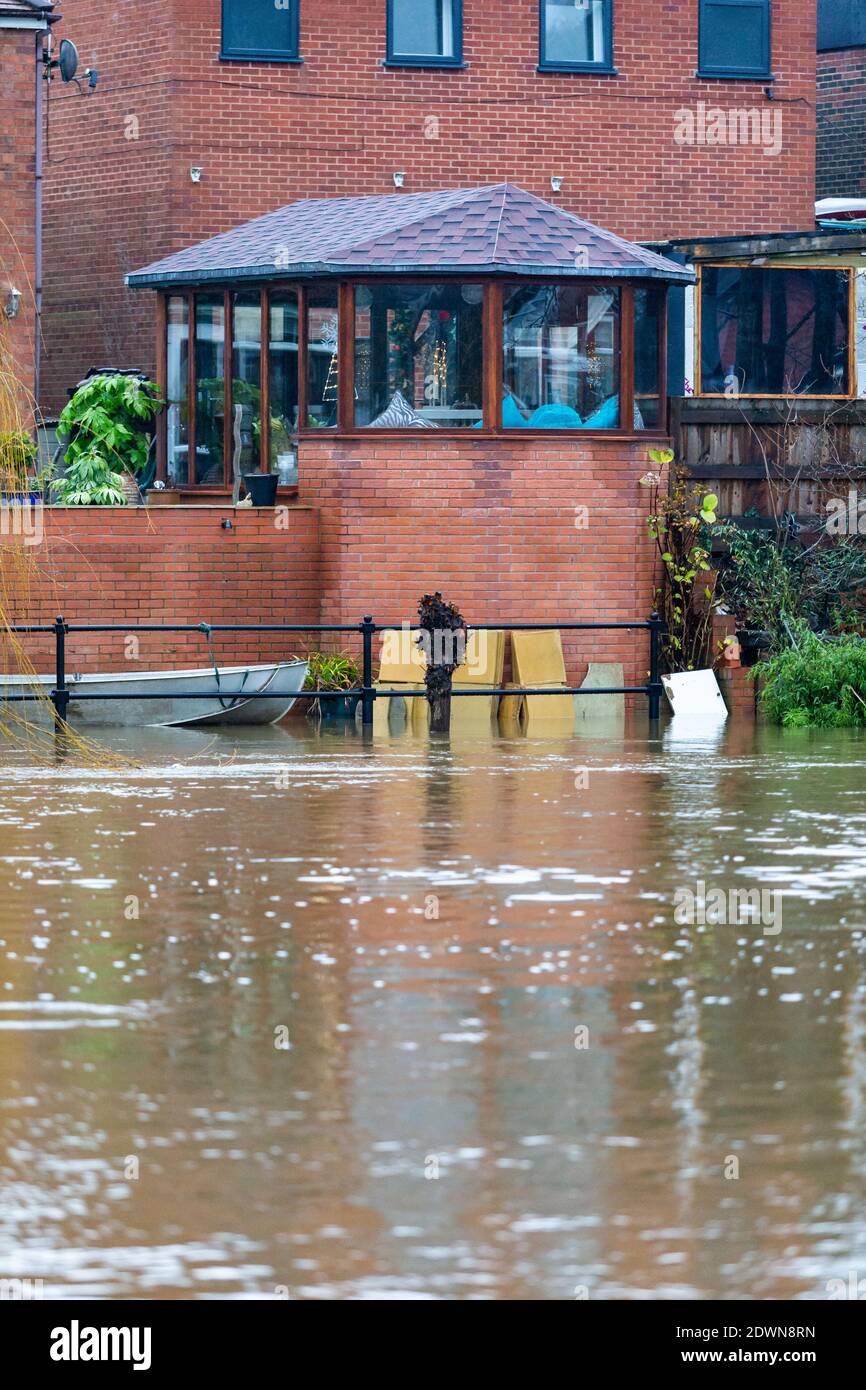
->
1, 505, 320, 671
0, 27, 39, 413
298, 433, 660, 691
817, 47, 866, 198
41, 0, 817, 413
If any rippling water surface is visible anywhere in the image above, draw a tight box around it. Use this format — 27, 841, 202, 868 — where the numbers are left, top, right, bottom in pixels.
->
2, 716, 866, 1300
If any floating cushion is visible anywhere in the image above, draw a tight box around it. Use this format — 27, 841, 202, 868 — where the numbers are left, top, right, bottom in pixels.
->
368, 390, 438, 429
527, 403, 584, 429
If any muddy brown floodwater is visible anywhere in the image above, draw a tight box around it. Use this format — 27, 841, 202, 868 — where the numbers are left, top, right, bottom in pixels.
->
1, 716, 866, 1300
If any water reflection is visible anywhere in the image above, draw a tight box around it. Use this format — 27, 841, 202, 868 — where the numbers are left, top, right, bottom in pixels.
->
1, 719, 866, 1298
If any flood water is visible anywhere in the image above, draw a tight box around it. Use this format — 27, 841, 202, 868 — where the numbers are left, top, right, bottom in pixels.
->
2, 715, 866, 1301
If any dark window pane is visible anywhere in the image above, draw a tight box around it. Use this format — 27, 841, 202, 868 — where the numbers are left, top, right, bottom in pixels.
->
194, 294, 225, 484
542, 0, 608, 66
269, 292, 299, 481
700, 266, 850, 396
355, 283, 483, 428
502, 283, 620, 428
307, 287, 339, 428
634, 286, 663, 429
231, 293, 261, 474
699, 0, 769, 76
391, 0, 458, 59
166, 296, 189, 485
222, 0, 298, 58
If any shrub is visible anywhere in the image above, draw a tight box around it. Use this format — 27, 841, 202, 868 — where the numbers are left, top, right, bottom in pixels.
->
57, 373, 162, 506
757, 624, 866, 727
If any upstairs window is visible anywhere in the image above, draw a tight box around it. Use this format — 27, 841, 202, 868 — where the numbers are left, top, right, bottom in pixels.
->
221, 0, 300, 63
698, 0, 771, 79
387, 0, 463, 67
539, 0, 613, 73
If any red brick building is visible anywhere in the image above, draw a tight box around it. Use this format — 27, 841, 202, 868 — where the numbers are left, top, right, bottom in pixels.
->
41, 0, 816, 413
0, 0, 53, 414
817, 0, 866, 199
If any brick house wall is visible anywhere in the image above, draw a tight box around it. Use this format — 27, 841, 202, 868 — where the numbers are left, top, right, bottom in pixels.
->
0, 25, 40, 413
817, 46, 866, 198
41, 0, 817, 413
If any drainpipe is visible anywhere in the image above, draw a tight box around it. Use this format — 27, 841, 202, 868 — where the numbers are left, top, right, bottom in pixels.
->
34, 28, 44, 409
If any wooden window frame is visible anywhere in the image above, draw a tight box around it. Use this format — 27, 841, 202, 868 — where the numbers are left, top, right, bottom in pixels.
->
695, 262, 856, 400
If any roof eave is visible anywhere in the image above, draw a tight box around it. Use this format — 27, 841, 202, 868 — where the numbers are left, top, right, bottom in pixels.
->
127, 261, 696, 290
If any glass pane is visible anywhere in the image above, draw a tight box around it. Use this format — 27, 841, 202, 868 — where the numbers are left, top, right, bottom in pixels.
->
700, 266, 850, 395
502, 283, 620, 428
634, 286, 663, 429
269, 291, 299, 481
166, 296, 189, 485
223, 0, 296, 56
392, 0, 456, 58
307, 287, 339, 429
194, 294, 226, 484
544, 0, 607, 65
231, 293, 261, 474
701, 1, 767, 74
355, 282, 483, 428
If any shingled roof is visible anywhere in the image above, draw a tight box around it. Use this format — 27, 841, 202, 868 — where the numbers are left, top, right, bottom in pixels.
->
127, 184, 694, 289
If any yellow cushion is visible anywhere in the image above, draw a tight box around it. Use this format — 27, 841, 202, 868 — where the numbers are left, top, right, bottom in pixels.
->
377, 628, 428, 684
454, 629, 505, 686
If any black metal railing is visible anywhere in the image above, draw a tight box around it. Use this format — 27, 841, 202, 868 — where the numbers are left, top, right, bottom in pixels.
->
5, 613, 666, 726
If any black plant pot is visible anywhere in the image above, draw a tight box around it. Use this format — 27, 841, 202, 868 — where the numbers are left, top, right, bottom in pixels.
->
243, 472, 279, 507
318, 694, 359, 722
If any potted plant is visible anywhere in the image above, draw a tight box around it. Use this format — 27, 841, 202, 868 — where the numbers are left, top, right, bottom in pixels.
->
302, 651, 362, 721
0, 430, 40, 503
56, 373, 163, 506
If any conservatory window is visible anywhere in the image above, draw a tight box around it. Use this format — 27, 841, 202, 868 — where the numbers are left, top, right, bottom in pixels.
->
540, 0, 613, 71
502, 282, 620, 428
699, 265, 851, 396
269, 291, 299, 470
307, 287, 340, 429
354, 282, 483, 428
387, 0, 463, 66
231, 292, 262, 473
194, 294, 226, 484
634, 285, 664, 428
165, 296, 189, 486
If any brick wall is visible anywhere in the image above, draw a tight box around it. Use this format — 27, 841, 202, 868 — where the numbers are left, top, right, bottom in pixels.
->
0, 28, 39, 413
817, 47, 866, 198
41, 0, 817, 413
1, 504, 320, 670
298, 432, 660, 690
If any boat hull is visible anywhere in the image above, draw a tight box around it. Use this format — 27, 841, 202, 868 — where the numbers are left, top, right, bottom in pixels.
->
0, 661, 309, 728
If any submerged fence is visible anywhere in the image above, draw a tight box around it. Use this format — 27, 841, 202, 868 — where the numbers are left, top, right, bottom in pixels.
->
5, 613, 666, 725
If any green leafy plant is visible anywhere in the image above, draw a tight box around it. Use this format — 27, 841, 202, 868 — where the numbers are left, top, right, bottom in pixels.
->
645, 458, 719, 672
757, 623, 866, 727
57, 373, 163, 506
300, 651, 362, 716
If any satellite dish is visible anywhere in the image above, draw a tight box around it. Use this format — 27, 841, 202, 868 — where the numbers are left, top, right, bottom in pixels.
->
58, 39, 79, 84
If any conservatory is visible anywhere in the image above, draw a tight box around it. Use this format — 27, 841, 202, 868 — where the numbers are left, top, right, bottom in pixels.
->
127, 184, 694, 493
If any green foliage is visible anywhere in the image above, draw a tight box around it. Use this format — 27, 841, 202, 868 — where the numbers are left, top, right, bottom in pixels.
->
0, 429, 38, 472
646, 464, 718, 672
303, 651, 361, 692
758, 623, 866, 727
57, 374, 162, 506
715, 522, 866, 648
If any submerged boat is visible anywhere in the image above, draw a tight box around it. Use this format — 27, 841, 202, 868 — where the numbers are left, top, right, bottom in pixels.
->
0, 661, 309, 728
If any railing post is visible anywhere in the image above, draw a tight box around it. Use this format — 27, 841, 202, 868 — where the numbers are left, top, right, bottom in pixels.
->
51, 615, 69, 724
648, 609, 664, 722
360, 614, 375, 728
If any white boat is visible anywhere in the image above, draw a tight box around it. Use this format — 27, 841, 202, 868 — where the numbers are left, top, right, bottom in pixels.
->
0, 660, 309, 728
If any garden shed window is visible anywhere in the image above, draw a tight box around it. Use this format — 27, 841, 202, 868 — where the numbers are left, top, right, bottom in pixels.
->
221, 0, 300, 62
539, 0, 613, 72
354, 283, 483, 428
502, 283, 621, 428
698, 0, 770, 79
699, 265, 852, 397
387, 0, 462, 66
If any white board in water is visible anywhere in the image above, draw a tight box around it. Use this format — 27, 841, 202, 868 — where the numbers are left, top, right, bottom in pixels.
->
662, 669, 728, 718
